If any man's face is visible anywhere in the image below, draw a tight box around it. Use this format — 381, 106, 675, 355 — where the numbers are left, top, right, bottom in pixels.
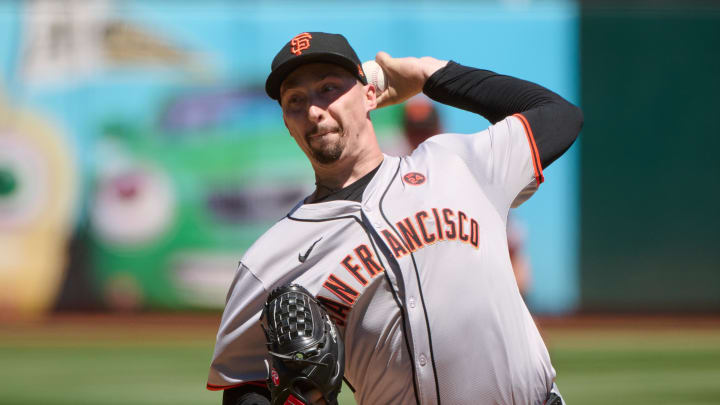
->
280, 63, 373, 165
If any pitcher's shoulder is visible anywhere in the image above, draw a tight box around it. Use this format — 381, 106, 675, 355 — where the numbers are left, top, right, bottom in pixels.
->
241, 216, 303, 263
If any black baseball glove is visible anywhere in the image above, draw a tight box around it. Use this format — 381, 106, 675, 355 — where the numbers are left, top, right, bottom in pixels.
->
260, 284, 344, 405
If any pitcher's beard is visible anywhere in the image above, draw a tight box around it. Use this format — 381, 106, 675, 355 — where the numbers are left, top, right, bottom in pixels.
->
307, 127, 347, 164
311, 141, 345, 164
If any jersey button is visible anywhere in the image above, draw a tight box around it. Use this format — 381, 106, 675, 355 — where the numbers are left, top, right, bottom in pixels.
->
419, 354, 427, 366
408, 297, 416, 308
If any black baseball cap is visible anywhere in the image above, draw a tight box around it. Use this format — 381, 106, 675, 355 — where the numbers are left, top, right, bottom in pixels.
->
265, 32, 368, 100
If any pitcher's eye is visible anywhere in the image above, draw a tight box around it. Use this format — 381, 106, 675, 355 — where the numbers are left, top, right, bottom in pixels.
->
321, 83, 337, 92
284, 94, 304, 109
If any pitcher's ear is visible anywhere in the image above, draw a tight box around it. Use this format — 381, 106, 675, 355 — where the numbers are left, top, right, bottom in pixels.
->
365, 83, 378, 111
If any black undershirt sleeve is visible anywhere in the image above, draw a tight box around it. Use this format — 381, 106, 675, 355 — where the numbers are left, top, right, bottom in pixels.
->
422, 61, 583, 168
222, 384, 270, 405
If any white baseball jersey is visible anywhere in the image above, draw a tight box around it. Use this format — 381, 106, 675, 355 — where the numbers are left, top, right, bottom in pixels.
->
207, 114, 555, 404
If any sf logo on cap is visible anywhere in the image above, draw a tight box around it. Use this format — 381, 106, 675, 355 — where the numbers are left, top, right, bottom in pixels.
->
291, 32, 312, 56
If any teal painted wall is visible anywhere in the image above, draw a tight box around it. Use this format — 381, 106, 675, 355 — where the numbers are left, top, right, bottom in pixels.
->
580, 5, 720, 311
1, 1, 580, 312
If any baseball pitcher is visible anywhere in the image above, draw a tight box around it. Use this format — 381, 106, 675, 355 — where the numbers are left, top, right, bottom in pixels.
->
207, 32, 582, 405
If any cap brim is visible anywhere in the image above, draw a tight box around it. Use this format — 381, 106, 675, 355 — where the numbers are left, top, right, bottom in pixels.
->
265, 52, 366, 100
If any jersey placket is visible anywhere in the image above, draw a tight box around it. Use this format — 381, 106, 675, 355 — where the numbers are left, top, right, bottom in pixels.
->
361, 161, 441, 405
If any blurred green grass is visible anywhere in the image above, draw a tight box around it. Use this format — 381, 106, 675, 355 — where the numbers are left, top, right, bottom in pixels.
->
1, 316, 719, 404
546, 328, 720, 405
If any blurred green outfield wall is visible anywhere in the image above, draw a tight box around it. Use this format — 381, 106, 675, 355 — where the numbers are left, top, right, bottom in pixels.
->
579, 4, 720, 311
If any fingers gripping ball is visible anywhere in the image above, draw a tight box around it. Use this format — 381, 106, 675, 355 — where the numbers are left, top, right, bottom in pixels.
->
261, 284, 345, 405
362, 60, 387, 93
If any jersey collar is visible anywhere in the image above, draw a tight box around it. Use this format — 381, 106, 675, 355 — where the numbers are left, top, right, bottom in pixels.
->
287, 155, 400, 221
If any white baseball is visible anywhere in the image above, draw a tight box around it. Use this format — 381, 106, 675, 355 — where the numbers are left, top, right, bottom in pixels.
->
362, 60, 387, 93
